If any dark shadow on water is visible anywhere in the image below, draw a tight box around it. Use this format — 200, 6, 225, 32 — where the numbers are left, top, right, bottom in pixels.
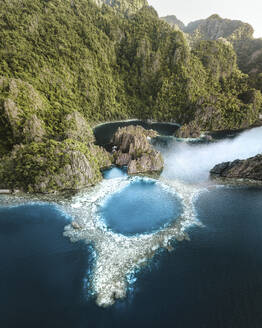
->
94, 120, 179, 149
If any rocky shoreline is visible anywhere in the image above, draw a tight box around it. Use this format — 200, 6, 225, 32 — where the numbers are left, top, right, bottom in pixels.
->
1, 107, 261, 194
210, 154, 262, 183
0, 119, 165, 193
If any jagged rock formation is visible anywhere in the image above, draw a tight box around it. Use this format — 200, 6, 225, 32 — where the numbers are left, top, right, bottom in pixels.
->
112, 126, 163, 174
0, 77, 48, 152
184, 14, 254, 43
63, 111, 95, 144
176, 39, 262, 138
0, 77, 112, 192
183, 14, 262, 77
210, 154, 262, 181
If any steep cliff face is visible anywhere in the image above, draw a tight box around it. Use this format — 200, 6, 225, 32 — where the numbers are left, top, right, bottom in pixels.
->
184, 14, 254, 43
183, 15, 262, 77
112, 126, 163, 174
162, 14, 262, 79
0, 140, 112, 192
93, 0, 148, 15
0, 79, 113, 192
192, 40, 237, 80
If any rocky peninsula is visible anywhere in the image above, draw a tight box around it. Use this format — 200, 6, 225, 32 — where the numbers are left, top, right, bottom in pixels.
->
210, 154, 262, 182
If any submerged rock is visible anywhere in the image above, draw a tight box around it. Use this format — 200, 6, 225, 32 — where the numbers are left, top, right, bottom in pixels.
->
210, 154, 262, 181
112, 125, 163, 174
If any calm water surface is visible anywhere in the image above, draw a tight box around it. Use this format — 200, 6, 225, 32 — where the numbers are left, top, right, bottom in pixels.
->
99, 179, 182, 235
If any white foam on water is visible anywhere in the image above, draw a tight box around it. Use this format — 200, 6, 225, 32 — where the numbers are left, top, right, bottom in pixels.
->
64, 176, 201, 307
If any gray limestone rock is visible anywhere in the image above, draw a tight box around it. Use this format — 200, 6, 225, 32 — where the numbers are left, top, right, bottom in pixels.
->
112, 125, 163, 174
210, 154, 262, 181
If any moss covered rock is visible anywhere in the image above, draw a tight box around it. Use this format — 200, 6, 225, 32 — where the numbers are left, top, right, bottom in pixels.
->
0, 139, 112, 193
0, 77, 48, 150
63, 111, 94, 143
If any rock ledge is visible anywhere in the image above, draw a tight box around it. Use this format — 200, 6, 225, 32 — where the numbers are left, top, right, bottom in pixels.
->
210, 154, 262, 181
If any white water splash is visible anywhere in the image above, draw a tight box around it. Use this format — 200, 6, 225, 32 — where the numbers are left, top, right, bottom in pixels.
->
161, 127, 262, 183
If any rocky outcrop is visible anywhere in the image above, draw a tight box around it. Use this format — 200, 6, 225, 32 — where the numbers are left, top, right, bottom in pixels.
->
0, 77, 47, 146
210, 154, 262, 181
23, 114, 46, 143
3, 98, 22, 139
128, 151, 163, 174
162, 14, 262, 77
112, 125, 163, 174
0, 140, 112, 193
0, 77, 113, 193
184, 14, 254, 43
63, 111, 94, 144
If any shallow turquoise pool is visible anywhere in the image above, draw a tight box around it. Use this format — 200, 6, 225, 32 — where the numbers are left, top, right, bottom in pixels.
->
99, 179, 182, 235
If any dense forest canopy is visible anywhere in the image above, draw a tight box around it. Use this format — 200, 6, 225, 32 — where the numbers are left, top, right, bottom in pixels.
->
0, 0, 261, 191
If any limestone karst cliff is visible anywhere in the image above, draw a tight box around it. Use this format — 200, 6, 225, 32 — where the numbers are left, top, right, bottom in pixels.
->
0, 0, 262, 191
162, 14, 262, 82
112, 125, 163, 174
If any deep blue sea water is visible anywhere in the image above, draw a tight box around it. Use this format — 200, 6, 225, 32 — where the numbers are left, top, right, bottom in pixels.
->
1, 186, 262, 327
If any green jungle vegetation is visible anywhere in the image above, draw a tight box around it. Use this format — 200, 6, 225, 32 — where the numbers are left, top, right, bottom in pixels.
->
162, 14, 262, 93
0, 0, 261, 191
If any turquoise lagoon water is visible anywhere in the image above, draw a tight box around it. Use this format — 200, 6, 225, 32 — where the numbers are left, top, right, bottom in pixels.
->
98, 178, 182, 235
